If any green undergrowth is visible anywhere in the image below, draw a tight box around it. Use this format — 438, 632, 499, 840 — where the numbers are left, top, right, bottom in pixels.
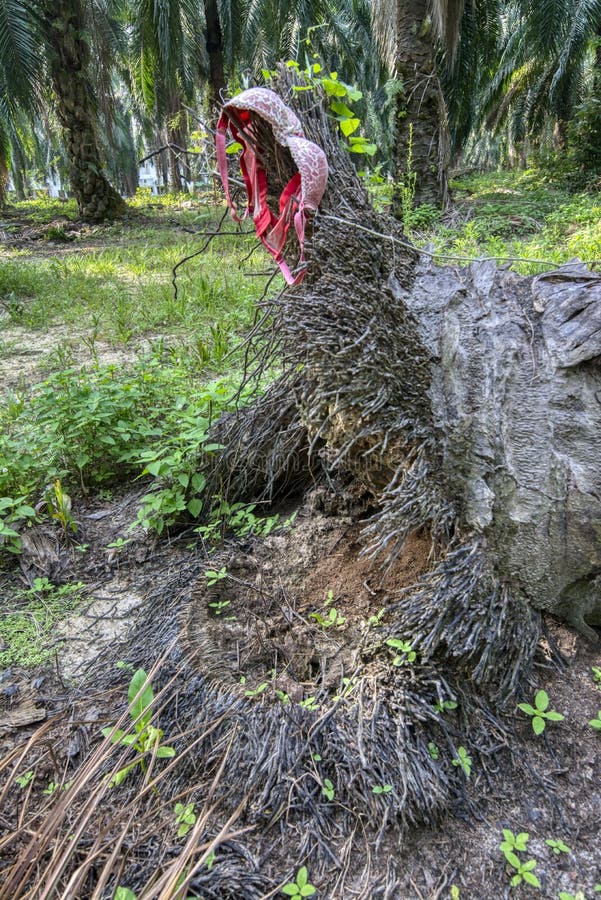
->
0, 577, 84, 668
417, 169, 601, 274
0, 350, 255, 552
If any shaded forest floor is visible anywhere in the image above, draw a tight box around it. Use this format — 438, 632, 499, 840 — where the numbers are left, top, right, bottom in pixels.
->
0, 178, 600, 899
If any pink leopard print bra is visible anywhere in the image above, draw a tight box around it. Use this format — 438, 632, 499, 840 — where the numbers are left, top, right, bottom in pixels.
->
216, 88, 328, 285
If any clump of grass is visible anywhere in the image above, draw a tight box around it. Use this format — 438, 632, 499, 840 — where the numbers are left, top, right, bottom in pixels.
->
0, 577, 84, 667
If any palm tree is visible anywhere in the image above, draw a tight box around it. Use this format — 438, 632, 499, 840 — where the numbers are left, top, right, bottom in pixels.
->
0, 0, 126, 218
482, 0, 601, 170
371, 0, 504, 208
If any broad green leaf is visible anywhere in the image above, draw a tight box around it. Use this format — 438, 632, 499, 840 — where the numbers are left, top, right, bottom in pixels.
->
515, 832, 529, 848
545, 711, 564, 721
510, 874, 522, 886
187, 498, 202, 517
322, 78, 347, 97
156, 745, 176, 758
522, 871, 540, 887
532, 716, 546, 735
521, 859, 536, 871
281, 886, 299, 896
128, 670, 154, 726
347, 87, 363, 101
535, 690, 549, 711
225, 142, 242, 155
114, 888, 137, 900
300, 888, 316, 897
330, 101, 354, 118
340, 118, 360, 137
505, 850, 521, 869
297, 868, 308, 888
517, 703, 537, 716
191, 473, 206, 492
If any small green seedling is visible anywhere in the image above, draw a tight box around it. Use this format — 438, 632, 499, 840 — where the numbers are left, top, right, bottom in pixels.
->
450, 887, 460, 900
208, 599, 231, 616
309, 607, 346, 628
174, 801, 196, 837
500, 829, 540, 889
42, 780, 71, 795
428, 742, 440, 760
518, 690, 564, 734
311, 753, 322, 762
434, 698, 457, 714
367, 608, 385, 627
205, 850, 216, 870
275, 690, 290, 705
299, 696, 319, 711
321, 778, 335, 801
101, 669, 176, 787
15, 770, 34, 789
281, 866, 316, 898
545, 837, 571, 855
589, 710, 601, 730
324, 590, 334, 606
592, 666, 601, 689
333, 676, 357, 702
385, 637, 417, 665
105, 537, 131, 553
244, 681, 269, 699
559, 892, 586, 900
204, 566, 227, 586
372, 784, 393, 795
452, 747, 472, 778
114, 889, 137, 900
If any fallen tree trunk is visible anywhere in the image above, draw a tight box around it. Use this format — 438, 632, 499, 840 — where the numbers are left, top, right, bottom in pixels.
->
211, 70, 601, 698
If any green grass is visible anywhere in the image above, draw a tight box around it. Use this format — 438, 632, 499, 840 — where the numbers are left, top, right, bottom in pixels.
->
0, 193, 267, 346
0, 577, 84, 668
418, 169, 601, 274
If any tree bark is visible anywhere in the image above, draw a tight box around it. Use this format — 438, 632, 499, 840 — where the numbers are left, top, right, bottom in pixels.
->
392, 0, 449, 210
41, 0, 126, 220
204, 0, 226, 116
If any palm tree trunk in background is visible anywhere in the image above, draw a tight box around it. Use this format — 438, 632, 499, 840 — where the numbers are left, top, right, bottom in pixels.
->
166, 93, 189, 192
41, 0, 126, 220
204, 0, 227, 114
393, 0, 448, 210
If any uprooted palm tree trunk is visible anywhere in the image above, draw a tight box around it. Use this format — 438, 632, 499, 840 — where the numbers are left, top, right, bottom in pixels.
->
4, 70, 601, 900
211, 69, 601, 668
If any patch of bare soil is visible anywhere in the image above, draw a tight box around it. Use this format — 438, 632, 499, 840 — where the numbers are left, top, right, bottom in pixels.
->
0, 491, 600, 899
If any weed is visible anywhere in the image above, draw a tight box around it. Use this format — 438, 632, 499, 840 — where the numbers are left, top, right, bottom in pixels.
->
321, 778, 334, 801
204, 566, 227, 586
428, 742, 440, 760
518, 690, 565, 734
244, 682, 269, 700
385, 637, 417, 666
434, 698, 458, 714
281, 866, 316, 898
44, 479, 77, 534
592, 666, 601, 689
372, 784, 393, 795
588, 710, 601, 731
452, 747, 472, 778
174, 801, 196, 837
299, 696, 319, 711
101, 669, 176, 787
545, 838, 571, 855
559, 892, 586, 900
309, 606, 346, 628
114, 889, 137, 900
0, 495, 37, 553
499, 830, 540, 889
0, 577, 84, 668
15, 770, 34, 789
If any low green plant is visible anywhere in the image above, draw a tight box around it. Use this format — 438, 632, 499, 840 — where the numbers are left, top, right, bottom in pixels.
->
558, 891, 586, 900
518, 690, 565, 734
0, 495, 37, 553
114, 888, 137, 900
588, 710, 601, 730
451, 747, 472, 778
281, 866, 316, 899
321, 778, 335, 801
0, 577, 84, 668
15, 770, 34, 788
499, 829, 540, 889
428, 742, 440, 760
45, 479, 77, 534
208, 599, 231, 616
385, 637, 417, 666
101, 669, 176, 787
174, 801, 196, 837
299, 696, 319, 711
244, 681, 269, 700
372, 783, 393, 795
592, 666, 601, 689
434, 698, 458, 714
204, 566, 227, 586
545, 838, 571, 855
309, 606, 346, 628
